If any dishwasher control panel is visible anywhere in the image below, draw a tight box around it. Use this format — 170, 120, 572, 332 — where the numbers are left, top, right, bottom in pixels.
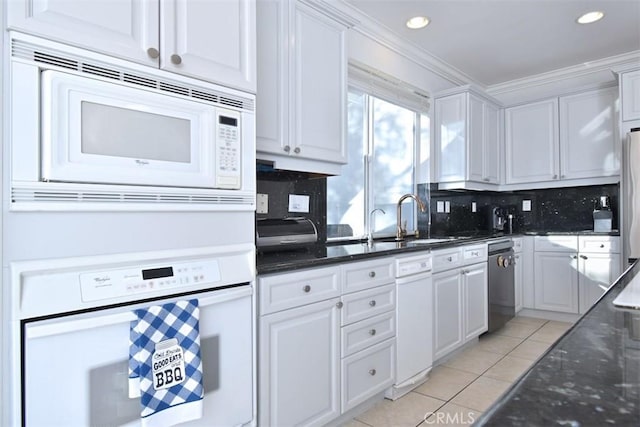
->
395, 254, 432, 278
80, 260, 221, 302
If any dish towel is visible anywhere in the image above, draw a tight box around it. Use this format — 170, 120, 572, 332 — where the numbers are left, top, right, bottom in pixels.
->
129, 299, 204, 427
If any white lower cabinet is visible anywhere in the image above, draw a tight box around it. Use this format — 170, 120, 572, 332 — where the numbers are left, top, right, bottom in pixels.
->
533, 235, 620, 315
432, 244, 488, 361
259, 297, 341, 427
534, 251, 579, 313
258, 257, 396, 425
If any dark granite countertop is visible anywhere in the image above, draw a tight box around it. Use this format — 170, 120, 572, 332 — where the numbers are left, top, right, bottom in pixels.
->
256, 234, 510, 275
523, 230, 620, 236
476, 261, 640, 426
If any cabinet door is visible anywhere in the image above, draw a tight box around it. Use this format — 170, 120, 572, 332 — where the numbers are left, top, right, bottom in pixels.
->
292, 2, 347, 164
483, 102, 501, 183
622, 70, 640, 122
505, 99, 559, 184
559, 87, 619, 179
161, 0, 256, 92
534, 252, 579, 313
463, 263, 488, 340
259, 298, 340, 426
514, 252, 523, 313
435, 93, 467, 182
433, 269, 463, 360
467, 94, 485, 183
578, 252, 621, 313
7, 0, 158, 67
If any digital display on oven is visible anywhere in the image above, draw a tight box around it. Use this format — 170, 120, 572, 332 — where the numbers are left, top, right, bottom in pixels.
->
142, 266, 174, 280
219, 115, 238, 127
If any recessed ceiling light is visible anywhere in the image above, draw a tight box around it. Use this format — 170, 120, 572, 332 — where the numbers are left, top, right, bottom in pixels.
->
576, 11, 604, 24
406, 16, 430, 29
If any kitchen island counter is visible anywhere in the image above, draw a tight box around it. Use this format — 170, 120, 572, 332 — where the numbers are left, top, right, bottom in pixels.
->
476, 260, 640, 426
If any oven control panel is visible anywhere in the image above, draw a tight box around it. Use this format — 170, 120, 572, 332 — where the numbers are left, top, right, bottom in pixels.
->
79, 260, 221, 302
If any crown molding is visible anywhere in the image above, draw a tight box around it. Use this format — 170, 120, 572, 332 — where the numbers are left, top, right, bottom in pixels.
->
334, 0, 477, 88
487, 50, 640, 97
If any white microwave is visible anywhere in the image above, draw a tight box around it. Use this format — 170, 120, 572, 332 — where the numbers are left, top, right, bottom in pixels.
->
9, 32, 256, 210
42, 70, 242, 190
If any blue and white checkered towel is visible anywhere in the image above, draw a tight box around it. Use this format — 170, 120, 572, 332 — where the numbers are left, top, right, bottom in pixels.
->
129, 299, 204, 427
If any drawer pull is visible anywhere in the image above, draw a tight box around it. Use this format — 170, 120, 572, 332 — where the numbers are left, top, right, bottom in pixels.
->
369, 329, 377, 336
336, 301, 343, 309
600, 244, 605, 248
571, 255, 578, 260
447, 256, 452, 262
369, 369, 377, 376
303, 285, 311, 293
369, 300, 377, 307
369, 271, 376, 278
580, 255, 588, 260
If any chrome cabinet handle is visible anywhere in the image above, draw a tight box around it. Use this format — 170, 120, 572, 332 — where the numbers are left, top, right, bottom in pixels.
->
369, 329, 376, 336
303, 285, 311, 293
580, 255, 588, 260
369, 271, 376, 278
369, 300, 376, 307
170, 54, 182, 65
369, 369, 376, 376
283, 145, 291, 153
147, 47, 160, 59
336, 301, 343, 309
293, 147, 300, 154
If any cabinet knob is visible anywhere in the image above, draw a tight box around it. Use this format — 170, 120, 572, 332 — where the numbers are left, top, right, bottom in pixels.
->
283, 145, 291, 153
561, 174, 566, 179
553, 174, 558, 179
336, 301, 343, 309
571, 255, 578, 260
170, 54, 182, 65
369, 300, 377, 307
447, 256, 452, 262
146, 47, 160, 59
302, 285, 311, 293
293, 147, 301, 154
369, 271, 376, 278
600, 244, 605, 248
369, 329, 377, 336
368, 369, 377, 376
580, 255, 588, 260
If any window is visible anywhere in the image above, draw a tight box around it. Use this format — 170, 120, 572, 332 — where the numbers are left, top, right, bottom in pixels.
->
327, 89, 430, 240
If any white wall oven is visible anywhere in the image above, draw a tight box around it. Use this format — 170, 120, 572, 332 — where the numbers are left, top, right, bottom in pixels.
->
9, 32, 256, 211
5, 245, 256, 427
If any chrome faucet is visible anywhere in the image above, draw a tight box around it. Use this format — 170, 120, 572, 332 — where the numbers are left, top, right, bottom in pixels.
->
396, 194, 426, 240
368, 208, 385, 246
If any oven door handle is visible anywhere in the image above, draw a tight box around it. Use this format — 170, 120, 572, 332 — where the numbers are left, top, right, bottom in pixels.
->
25, 285, 252, 339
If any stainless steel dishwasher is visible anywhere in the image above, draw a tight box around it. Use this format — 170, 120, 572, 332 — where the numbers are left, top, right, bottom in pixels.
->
488, 240, 516, 332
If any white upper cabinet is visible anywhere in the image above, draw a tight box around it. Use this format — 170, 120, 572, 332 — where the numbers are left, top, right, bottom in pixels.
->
505, 87, 619, 186
256, 0, 353, 175
434, 89, 501, 188
7, 0, 256, 92
505, 98, 559, 184
559, 87, 619, 179
621, 70, 640, 122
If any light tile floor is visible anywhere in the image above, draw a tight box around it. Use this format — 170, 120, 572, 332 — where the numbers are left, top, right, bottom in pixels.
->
342, 316, 573, 427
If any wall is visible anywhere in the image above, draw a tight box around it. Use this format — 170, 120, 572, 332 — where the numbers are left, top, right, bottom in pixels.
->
423, 183, 619, 236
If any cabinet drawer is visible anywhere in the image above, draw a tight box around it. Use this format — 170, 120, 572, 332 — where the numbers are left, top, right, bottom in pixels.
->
578, 236, 620, 253
432, 248, 462, 272
342, 258, 395, 294
259, 266, 340, 315
461, 244, 487, 265
534, 236, 578, 252
341, 339, 395, 412
341, 311, 395, 358
341, 284, 396, 326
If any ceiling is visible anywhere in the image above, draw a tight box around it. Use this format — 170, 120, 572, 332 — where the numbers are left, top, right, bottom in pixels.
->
344, 0, 640, 87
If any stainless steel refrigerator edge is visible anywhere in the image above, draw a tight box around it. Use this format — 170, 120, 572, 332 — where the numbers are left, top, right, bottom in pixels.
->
623, 128, 640, 264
